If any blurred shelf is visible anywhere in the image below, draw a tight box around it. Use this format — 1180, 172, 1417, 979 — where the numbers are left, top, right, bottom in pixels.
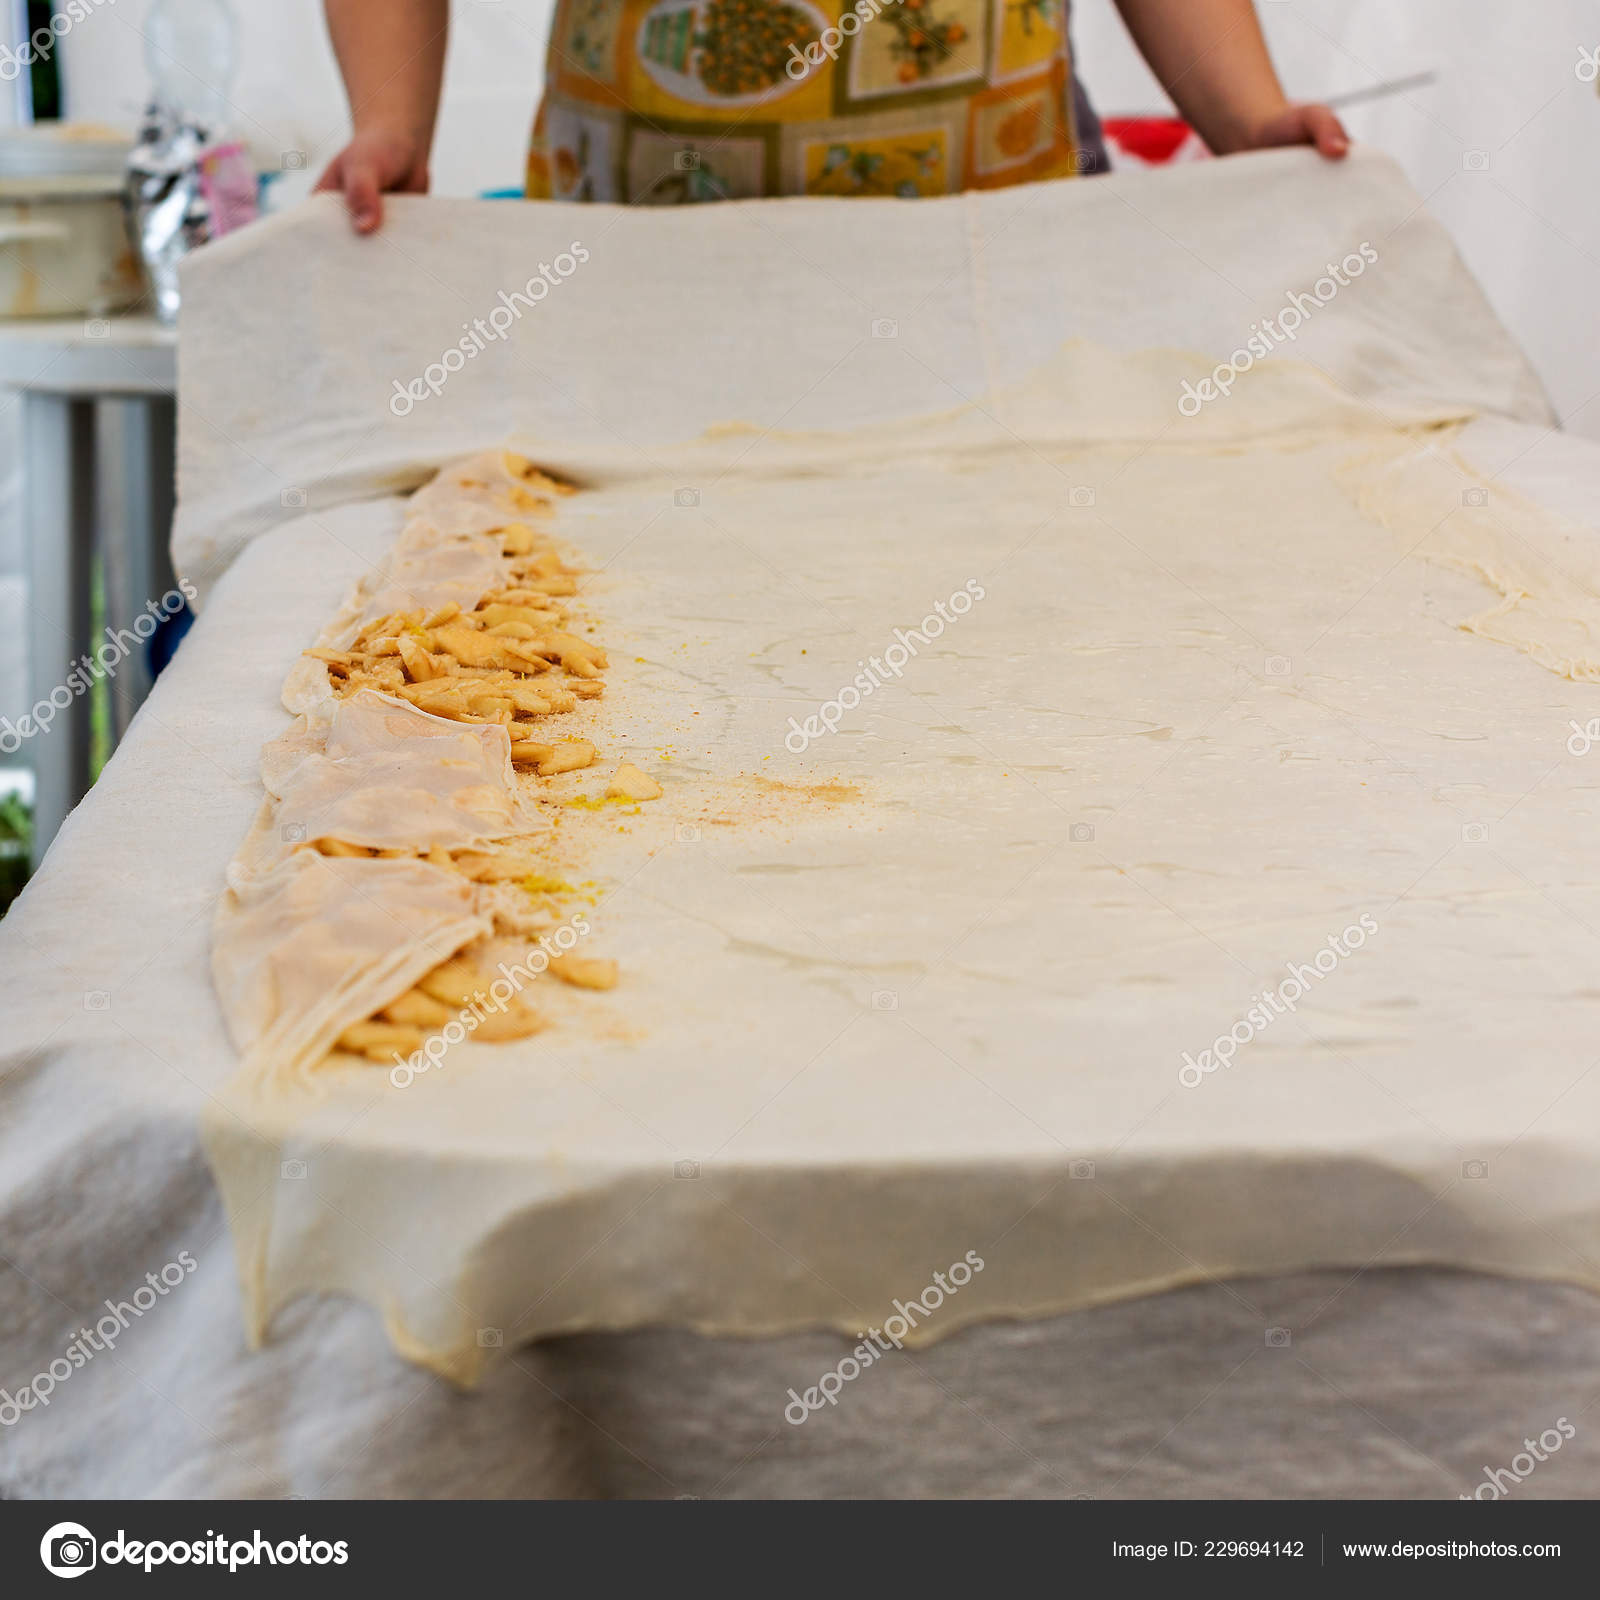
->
0, 313, 178, 864
0, 314, 175, 395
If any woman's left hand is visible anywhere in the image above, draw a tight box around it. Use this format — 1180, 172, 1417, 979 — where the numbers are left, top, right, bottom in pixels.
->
1245, 102, 1351, 159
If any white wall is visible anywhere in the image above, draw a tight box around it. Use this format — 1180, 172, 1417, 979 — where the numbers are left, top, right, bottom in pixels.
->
59, 0, 557, 199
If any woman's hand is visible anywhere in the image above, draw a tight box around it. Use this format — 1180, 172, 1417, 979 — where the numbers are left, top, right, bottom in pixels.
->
318, 0, 448, 232
314, 125, 431, 235
1244, 101, 1350, 160
1112, 1, 1351, 163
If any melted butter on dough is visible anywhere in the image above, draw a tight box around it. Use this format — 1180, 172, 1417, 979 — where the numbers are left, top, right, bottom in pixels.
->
745, 775, 862, 803
1347, 423, 1600, 682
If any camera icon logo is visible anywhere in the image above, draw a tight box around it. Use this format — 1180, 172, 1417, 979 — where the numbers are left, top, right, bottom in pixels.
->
282, 150, 307, 170
1071, 150, 1096, 172
1265, 1326, 1292, 1348
477, 1327, 504, 1348
1462, 150, 1489, 171
1461, 487, 1489, 507
40, 1522, 97, 1577
280, 1159, 308, 1180
871, 990, 898, 1011
871, 318, 898, 339
83, 991, 109, 1011
83, 319, 110, 340
1069, 485, 1095, 507
1461, 822, 1488, 843
1462, 1159, 1489, 1180
674, 487, 700, 507
280, 487, 307, 508
675, 823, 701, 842
281, 822, 307, 843
674, 1159, 701, 1179
1069, 1158, 1095, 1179
1265, 655, 1291, 676
674, 150, 701, 171
1069, 823, 1094, 843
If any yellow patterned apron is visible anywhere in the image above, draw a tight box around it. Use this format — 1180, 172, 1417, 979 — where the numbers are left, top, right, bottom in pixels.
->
526, 0, 1105, 202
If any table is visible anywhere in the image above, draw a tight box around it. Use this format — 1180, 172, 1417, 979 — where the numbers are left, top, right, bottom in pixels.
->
4, 154, 1599, 1501
0, 315, 177, 865
7, 417, 1600, 1499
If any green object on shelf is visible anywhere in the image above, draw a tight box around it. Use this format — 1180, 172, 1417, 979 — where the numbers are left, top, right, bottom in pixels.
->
0, 791, 31, 917
90, 559, 111, 781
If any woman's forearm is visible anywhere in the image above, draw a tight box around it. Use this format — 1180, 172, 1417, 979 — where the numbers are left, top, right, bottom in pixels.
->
1111, 0, 1289, 154
324, 0, 449, 144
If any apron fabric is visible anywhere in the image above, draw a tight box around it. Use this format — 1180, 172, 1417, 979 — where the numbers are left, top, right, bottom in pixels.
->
525, 0, 1109, 203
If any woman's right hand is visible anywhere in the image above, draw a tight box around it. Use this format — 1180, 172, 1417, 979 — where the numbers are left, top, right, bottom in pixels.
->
314, 125, 431, 235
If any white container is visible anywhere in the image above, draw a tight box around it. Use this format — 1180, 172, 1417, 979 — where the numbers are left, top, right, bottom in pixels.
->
0, 129, 144, 319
